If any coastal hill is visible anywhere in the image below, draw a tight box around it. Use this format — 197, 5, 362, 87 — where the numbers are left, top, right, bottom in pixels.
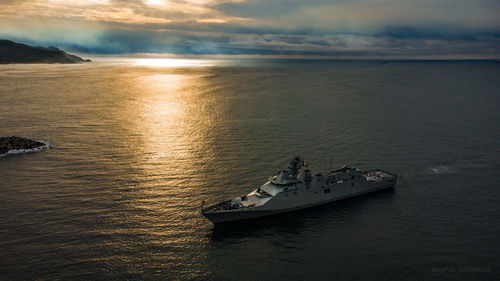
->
0, 39, 91, 64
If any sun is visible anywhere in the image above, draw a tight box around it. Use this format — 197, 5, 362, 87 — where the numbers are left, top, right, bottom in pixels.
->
145, 0, 166, 5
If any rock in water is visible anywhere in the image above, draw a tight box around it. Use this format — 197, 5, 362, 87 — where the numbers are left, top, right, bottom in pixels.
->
0, 136, 52, 157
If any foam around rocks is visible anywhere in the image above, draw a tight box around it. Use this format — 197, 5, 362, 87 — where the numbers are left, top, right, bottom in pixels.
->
0, 136, 53, 158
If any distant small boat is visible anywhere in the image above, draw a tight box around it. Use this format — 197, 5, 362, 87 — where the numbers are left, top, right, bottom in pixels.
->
202, 157, 397, 224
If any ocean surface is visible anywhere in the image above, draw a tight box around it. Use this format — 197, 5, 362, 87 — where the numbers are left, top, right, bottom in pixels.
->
0, 59, 499, 280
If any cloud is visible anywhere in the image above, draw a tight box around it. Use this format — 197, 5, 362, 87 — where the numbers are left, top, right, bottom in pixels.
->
0, 0, 499, 57
1, 0, 29, 4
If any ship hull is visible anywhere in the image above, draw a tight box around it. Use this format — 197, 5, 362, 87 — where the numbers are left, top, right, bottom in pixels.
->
202, 182, 395, 224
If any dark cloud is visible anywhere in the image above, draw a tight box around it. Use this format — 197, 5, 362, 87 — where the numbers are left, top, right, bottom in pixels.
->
49, 26, 497, 58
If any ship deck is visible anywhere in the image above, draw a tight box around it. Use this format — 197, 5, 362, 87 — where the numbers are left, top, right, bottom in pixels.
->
202, 200, 235, 213
363, 169, 397, 183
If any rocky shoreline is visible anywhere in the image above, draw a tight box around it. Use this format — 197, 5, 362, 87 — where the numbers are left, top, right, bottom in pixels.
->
0, 136, 52, 157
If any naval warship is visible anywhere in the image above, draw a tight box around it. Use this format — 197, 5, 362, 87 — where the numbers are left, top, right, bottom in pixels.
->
201, 157, 397, 224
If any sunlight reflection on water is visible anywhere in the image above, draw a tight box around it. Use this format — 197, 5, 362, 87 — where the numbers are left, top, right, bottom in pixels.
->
0, 60, 499, 280
132, 58, 215, 67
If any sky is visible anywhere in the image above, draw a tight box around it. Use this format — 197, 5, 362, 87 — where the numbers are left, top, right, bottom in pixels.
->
1, 0, 499, 57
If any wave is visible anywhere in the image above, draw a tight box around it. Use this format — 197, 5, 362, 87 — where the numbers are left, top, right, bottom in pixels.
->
0, 140, 53, 158
427, 165, 457, 175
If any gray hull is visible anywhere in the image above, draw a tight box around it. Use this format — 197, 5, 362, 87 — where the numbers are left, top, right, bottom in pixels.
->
202, 182, 395, 224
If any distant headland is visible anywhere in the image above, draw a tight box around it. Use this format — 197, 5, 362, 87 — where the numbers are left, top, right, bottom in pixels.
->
0, 39, 91, 64
0, 136, 53, 157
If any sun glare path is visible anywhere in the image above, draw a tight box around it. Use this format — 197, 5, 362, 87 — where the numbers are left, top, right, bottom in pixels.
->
133, 58, 213, 67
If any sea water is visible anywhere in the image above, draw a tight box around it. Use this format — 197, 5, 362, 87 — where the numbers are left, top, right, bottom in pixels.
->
0, 59, 499, 280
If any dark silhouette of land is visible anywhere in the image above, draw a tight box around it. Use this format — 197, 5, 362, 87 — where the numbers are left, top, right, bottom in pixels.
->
0, 39, 91, 64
